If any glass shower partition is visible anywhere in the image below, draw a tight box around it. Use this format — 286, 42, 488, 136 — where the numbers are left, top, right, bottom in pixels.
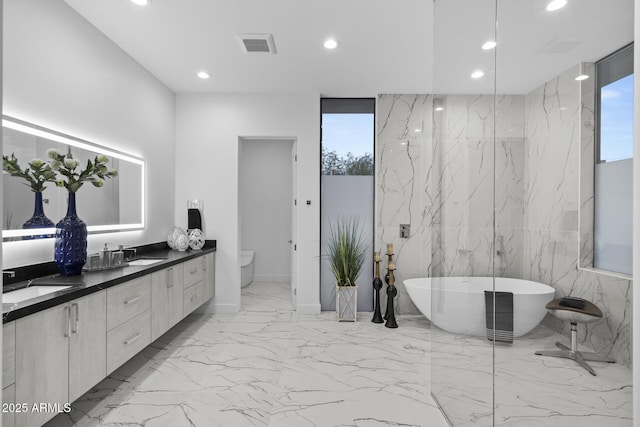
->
431, 1, 634, 426
430, 0, 498, 425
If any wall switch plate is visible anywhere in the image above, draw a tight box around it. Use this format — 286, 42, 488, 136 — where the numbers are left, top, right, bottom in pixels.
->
400, 224, 410, 238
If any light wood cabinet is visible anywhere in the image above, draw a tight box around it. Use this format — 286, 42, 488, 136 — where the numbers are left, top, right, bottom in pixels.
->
183, 257, 204, 289
3, 322, 16, 389
3, 322, 16, 427
203, 252, 215, 302
151, 264, 184, 342
68, 292, 107, 402
183, 281, 204, 315
2, 384, 15, 427
10, 250, 214, 426
106, 276, 151, 374
107, 310, 151, 374
106, 275, 151, 331
15, 303, 70, 427
15, 291, 106, 427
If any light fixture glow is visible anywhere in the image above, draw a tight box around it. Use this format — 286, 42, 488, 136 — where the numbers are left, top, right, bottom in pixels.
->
434, 98, 444, 111
414, 129, 422, 133
324, 39, 338, 50
471, 70, 485, 79
575, 74, 589, 81
546, 0, 567, 11
130, 0, 150, 5
2, 117, 145, 240
197, 71, 210, 80
482, 41, 497, 50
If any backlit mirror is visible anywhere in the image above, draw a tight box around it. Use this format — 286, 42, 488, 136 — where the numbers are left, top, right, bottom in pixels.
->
2, 116, 145, 240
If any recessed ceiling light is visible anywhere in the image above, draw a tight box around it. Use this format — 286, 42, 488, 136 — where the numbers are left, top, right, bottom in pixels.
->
575, 74, 589, 81
130, 0, 150, 5
482, 41, 497, 50
324, 39, 338, 50
471, 70, 485, 79
197, 71, 210, 80
546, 0, 567, 11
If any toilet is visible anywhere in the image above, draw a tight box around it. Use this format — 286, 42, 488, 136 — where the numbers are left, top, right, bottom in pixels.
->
241, 250, 255, 288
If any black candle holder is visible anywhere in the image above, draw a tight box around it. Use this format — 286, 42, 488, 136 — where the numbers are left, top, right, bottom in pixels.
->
372, 255, 384, 323
385, 284, 398, 328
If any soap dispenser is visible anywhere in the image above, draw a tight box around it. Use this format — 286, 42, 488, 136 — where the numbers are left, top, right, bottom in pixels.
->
112, 245, 125, 266
101, 243, 112, 268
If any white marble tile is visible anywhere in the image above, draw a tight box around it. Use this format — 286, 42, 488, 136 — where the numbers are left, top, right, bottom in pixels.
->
46, 283, 444, 427
378, 94, 433, 140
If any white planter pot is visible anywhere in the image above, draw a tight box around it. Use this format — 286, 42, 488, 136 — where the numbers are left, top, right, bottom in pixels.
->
336, 285, 357, 322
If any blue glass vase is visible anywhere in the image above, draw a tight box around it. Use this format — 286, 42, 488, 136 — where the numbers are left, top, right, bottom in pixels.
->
22, 192, 55, 240
54, 192, 87, 276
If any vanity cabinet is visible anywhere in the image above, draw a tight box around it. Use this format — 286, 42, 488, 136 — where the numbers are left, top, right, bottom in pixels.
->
6, 249, 215, 426
106, 275, 151, 374
183, 255, 210, 315
151, 264, 184, 342
3, 322, 16, 427
14, 291, 106, 427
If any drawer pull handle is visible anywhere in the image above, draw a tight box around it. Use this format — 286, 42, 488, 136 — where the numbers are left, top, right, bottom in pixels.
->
124, 295, 141, 305
124, 333, 142, 345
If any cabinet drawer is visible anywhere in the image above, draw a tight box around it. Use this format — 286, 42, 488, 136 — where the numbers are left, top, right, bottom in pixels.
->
183, 281, 203, 315
106, 310, 150, 374
183, 257, 204, 289
107, 275, 151, 331
3, 322, 15, 388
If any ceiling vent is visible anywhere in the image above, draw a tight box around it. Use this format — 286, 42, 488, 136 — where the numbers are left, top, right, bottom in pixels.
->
236, 33, 277, 54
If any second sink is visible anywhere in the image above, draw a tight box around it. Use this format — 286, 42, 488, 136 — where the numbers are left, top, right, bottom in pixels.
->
3, 286, 72, 303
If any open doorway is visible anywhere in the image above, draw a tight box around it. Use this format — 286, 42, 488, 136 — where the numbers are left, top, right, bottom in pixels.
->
239, 138, 297, 311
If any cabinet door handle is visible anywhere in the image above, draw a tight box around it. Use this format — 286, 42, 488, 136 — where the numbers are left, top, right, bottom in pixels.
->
124, 332, 142, 345
64, 306, 71, 338
203, 258, 207, 272
124, 295, 141, 305
71, 303, 79, 334
167, 268, 174, 288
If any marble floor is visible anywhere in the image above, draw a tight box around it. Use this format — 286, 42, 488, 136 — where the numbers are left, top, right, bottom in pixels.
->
46, 282, 448, 427
431, 324, 633, 427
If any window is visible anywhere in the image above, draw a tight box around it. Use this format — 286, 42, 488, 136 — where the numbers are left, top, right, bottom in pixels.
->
594, 44, 634, 274
319, 98, 375, 311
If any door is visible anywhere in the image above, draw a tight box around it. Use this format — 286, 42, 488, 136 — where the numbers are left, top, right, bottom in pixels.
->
291, 142, 298, 308
69, 291, 107, 402
15, 304, 69, 427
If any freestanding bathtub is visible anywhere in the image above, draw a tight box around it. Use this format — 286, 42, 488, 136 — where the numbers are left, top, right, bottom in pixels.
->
404, 277, 555, 338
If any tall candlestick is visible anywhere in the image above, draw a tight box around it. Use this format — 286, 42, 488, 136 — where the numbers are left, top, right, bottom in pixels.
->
371, 253, 384, 323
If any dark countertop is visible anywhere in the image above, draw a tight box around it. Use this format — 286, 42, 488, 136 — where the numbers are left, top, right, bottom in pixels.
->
2, 241, 216, 323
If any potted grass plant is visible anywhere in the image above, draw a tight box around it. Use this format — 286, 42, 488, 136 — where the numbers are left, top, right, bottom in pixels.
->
327, 216, 367, 322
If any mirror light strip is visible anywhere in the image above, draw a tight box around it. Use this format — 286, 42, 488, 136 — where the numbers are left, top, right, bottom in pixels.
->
2, 116, 146, 239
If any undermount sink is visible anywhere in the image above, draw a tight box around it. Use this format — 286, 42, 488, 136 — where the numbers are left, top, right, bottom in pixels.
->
128, 258, 165, 266
3, 286, 72, 304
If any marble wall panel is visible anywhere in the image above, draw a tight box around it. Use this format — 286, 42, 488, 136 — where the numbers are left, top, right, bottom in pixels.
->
524, 64, 632, 368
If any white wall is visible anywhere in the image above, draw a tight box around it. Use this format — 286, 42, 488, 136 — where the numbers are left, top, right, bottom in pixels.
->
2, 0, 176, 267
175, 94, 320, 314
240, 139, 293, 282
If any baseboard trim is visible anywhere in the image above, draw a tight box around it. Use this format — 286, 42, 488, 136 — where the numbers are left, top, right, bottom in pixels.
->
254, 275, 291, 283
296, 303, 321, 315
